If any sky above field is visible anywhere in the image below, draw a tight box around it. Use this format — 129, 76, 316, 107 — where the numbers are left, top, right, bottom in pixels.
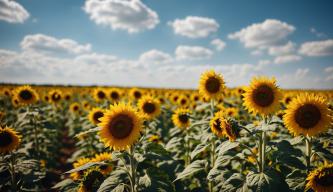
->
0, 0, 333, 89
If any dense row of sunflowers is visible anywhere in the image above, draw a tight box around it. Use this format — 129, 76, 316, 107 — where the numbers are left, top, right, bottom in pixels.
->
0, 70, 332, 192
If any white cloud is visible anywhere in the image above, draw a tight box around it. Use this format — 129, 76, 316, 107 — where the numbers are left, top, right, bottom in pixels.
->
228, 19, 295, 49
139, 49, 172, 65
168, 16, 219, 38
83, 0, 159, 33
20, 34, 92, 56
299, 39, 333, 56
0, 0, 29, 23
310, 28, 326, 38
324, 66, 333, 73
268, 41, 295, 56
295, 68, 309, 79
274, 55, 302, 64
211, 39, 226, 51
250, 49, 263, 56
256, 60, 271, 70
175, 45, 213, 60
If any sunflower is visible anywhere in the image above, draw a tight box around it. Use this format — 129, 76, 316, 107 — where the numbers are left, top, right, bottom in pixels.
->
79, 167, 104, 192
283, 93, 332, 136
130, 88, 143, 100
0, 126, 21, 153
88, 108, 105, 125
243, 76, 282, 116
210, 112, 225, 137
64, 93, 72, 101
91, 153, 112, 176
70, 157, 91, 181
224, 107, 239, 118
306, 163, 333, 192
14, 85, 39, 105
98, 103, 143, 151
49, 90, 62, 104
109, 88, 121, 102
198, 70, 225, 101
172, 108, 191, 129
283, 93, 293, 106
210, 113, 239, 141
70, 102, 80, 113
93, 88, 107, 102
137, 96, 161, 120
178, 95, 189, 107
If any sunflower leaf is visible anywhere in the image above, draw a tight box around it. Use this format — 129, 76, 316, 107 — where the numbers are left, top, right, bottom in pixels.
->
173, 160, 206, 182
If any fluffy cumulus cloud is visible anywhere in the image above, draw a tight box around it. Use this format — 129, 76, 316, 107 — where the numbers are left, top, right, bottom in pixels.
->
83, 0, 159, 33
0, 0, 29, 23
274, 55, 302, 64
168, 16, 219, 38
211, 39, 226, 51
20, 34, 92, 56
295, 68, 309, 79
268, 41, 296, 56
139, 49, 172, 65
175, 45, 213, 60
299, 39, 333, 56
228, 19, 295, 49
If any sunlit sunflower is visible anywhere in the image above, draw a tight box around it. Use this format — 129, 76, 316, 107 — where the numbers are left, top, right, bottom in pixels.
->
88, 108, 105, 125
172, 108, 191, 129
283, 93, 332, 136
0, 126, 21, 153
137, 96, 161, 120
83, 101, 91, 110
109, 88, 121, 102
210, 114, 239, 141
98, 103, 143, 151
93, 88, 107, 102
79, 167, 104, 192
224, 107, 239, 118
243, 76, 282, 116
14, 85, 39, 105
306, 163, 333, 192
178, 95, 189, 107
64, 93, 71, 101
49, 90, 62, 104
70, 102, 80, 113
130, 88, 143, 100
198, 70, 225, 101
210, 112, 225, 137
191, 93, 200, 103
283, 93, 293, 106
70, 157, 91, 181
91, 153, 112, 176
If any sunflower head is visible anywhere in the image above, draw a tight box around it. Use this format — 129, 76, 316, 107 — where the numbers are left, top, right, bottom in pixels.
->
137, 96, 161, 120
243, 76, 282, 116
210, 112, 225, 138
98, 103, 143, 151
93, 88, 107, 102
130, 88, 143, 100
70, 102, 80, 113
70, 157, 91, 181
306, 163, 333, 192
109, 88, 121, 102
81, 167, 104, 192
225, 107, 239, 118
172, 108, 191, 129
178, 95, 189, 107
49, 90, 62, 104
210, 113, 239, 141
88, 108, 105, 125
283, 93, 332, 136
199, 70, 225, 101
0, 126, 21, 153
64, 93, 71, 101
92, 153, 112, 176
14, 85, 39, 106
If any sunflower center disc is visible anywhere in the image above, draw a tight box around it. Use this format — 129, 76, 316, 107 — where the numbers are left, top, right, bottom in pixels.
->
205, 77, 220, 93
19, 90, 33, 100
97, 91, 105, 99
111, 92, 119, 100
178, 114, 189, 124
109, 114, 134, 139
252, 85, 274, 107
143, 103, 155, 114
0, 131, 13, 147
74, 106, 79, 111
93, 112, 104, 123
295, 104, 321, 129
315, 171, 333, 186
181, 99, 186, 105
52, 93, 60, 101
134, 91, 141, 99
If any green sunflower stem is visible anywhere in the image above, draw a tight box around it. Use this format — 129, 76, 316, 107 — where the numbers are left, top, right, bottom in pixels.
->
261, 130, 266, 173
129, 145, 137, 192
185, 129, 190, 166
305, 136, 312, 173
209, 99, 215, 192
10, 152, 17, 192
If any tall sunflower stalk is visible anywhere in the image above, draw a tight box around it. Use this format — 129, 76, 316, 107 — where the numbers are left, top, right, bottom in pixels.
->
209, 99, 216, 192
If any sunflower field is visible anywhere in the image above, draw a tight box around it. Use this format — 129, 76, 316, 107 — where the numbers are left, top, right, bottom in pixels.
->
0, 71, 332, 192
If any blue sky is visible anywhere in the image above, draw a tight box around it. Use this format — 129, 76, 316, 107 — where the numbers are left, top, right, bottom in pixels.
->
0, 0, 333, 89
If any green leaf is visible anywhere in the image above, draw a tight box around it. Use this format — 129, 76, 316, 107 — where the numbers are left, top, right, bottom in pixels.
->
65, 162, 105, 174
112, 185, 125, 192
52, 178, 74, 189
218, 141, 239, 156
246, 171, 288, 192
173, 160, 206, 182
286, 170, 306, 191
97, 170, 127, 192
75, 127, 101, 138
140, 167, 175, 192
144, 142, 172, 160
190, 143, 209, 160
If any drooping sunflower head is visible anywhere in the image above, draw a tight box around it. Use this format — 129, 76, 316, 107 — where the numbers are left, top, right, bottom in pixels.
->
306, 163, 333, 192
172, 108, 191, 129
70, 157, 91, 181
283, 93, 332, 137
70, 102, 80, 113
91, 152, 112, 176
137, 96, 161, 120
210, 112, 225, 138
243, 76, 282, 116
49, 89, 62, 104
88, 108, 105, 125
80, 167, 104, 192
108, 88, 121, 102
199, 70, 225, 101
93, 88, 107, 102
98, 103, 143, 151
0, 126, 21, 153
210, 113, 239, 141
14, 85, 39, 105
